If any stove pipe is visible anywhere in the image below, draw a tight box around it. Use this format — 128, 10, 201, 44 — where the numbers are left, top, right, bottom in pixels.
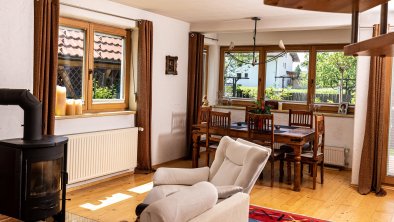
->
0, 89, 42, 140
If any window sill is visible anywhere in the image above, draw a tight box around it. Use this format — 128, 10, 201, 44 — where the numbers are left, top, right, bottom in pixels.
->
55, 110, 136, 120
213, 105, 354, 118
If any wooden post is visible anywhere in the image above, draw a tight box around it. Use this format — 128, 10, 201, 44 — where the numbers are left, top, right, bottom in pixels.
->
351, 9, 359, 44
380, 3, 388, 35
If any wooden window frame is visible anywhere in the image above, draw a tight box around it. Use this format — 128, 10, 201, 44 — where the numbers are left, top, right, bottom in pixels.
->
218, 44, 355, 114
382, 57, 394, 185
59, 17, 131, 113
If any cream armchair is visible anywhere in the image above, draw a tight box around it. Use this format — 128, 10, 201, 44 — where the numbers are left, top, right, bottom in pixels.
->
139, 136, 271, 222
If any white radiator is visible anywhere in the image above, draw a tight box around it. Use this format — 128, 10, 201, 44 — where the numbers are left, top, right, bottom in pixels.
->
324, 146, 349, 167
66, 128, 138, 184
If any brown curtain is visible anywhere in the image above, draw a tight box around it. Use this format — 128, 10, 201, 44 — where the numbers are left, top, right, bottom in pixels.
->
186, 32, 205, 158
136, 20, 153, 172
33, 0, 59, 136
358, 24, 388, 196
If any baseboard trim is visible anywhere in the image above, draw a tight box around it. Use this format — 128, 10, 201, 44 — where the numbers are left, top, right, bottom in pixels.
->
66, 170, 134, 192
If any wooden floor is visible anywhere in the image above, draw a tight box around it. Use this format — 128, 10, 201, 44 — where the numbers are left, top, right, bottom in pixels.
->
65, 155, 394, 222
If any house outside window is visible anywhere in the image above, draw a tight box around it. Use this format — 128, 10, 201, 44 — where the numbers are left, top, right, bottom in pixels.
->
57, 17, 130, 113
223, 50, 259, 99
265, 51, 309, 102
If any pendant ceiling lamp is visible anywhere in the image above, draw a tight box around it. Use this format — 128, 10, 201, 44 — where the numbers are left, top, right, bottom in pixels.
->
226, 17, 287, 66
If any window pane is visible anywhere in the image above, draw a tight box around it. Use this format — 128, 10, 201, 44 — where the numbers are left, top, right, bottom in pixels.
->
388, 70, 394, 176
93, 32, 125, 103
57, 26, 85, 100
315, 51, 357, 104
223, 52, 258, 99
265, 51, 309, 102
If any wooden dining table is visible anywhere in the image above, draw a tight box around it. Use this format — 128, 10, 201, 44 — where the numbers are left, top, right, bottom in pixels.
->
192, 122, 315, 192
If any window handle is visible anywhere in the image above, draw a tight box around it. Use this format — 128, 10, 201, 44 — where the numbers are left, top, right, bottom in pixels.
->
88, 69, 93, 80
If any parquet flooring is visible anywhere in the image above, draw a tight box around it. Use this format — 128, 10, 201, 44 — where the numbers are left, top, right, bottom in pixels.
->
64, 154, 394, 222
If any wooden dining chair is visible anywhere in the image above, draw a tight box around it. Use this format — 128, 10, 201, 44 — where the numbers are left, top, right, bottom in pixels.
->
285, 115, 325, 189
247, 113, 285, 187
245, 105, 258, 122
289, 109, 313, 128
191, 106, 212, 167
198, 106, 212, 124
196, 106, 212, 146
281, 109, 314, 152
206, 111, 231, 166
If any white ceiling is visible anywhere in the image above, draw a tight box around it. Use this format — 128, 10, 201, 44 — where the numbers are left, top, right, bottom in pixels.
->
109, 0, 388, 33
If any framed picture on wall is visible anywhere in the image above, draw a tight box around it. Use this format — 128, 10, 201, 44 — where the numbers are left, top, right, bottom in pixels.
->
338, 102, 349, 114
165, 56, 178, 75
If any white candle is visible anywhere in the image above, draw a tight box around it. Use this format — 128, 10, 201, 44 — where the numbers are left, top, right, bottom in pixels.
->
66, 99, 75, 116
278, 102, 283, 110
55, 86, 66, 116
74, 99, 83, 115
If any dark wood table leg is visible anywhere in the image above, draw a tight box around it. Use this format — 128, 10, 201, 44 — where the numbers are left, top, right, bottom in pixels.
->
192, 133, 199, 168
293, 144, 302, 192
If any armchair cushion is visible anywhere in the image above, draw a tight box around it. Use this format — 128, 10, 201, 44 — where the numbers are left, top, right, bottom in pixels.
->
153, 167, 209, 186
143, 185, 186, 205
216, 185, 243, 199
140, 181, 218, 222
209, 136, 271, 194
235, 138, 271, 193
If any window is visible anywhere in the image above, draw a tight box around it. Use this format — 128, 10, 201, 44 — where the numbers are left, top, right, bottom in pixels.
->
219, 44, 357, 113
57, 18, 130, 112
315, 51, 357, 104
265, 51, 309, 102
222, 49, 260, 99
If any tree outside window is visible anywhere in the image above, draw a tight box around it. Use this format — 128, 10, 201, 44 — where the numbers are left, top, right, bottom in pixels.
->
308, 51, 357, 104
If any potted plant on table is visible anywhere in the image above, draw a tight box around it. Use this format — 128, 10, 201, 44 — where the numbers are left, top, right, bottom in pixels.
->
251, 98, 272, 114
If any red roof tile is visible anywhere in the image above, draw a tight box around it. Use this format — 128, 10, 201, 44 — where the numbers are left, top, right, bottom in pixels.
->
58, 27, 123, 61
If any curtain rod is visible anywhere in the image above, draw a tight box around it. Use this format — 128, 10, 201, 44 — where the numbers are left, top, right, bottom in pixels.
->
60, 2, 140, 22
204, 36, 219, 41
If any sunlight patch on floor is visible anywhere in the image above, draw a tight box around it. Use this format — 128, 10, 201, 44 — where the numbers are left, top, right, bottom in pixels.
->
80, 193, 132, 211
128, 182, 153, 194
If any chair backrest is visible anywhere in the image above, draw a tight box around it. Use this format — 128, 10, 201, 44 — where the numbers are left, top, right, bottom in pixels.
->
208, 111, 231, 134
247, 113, 274, 149
289, 109, 313, 128
245, 105, 258, 122
313, 115, 325, 159
208, 136, 271, 194
198, 106, 212, 124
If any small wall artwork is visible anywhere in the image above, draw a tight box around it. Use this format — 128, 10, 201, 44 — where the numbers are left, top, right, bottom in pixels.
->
338, 102, 349, 114
165, 56, 178, 75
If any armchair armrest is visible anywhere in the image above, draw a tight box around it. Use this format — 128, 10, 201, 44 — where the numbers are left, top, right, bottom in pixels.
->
153, 167, 210, 186
140, 181, 218, 222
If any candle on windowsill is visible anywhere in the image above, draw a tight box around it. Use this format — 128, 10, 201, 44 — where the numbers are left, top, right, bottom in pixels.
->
55, 86, 66, 116
74, 99, 83, 115
66, 99, 75, 116
278, 102, 283, 110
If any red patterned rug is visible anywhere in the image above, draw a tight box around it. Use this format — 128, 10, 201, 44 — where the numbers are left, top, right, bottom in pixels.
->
249, 205, 329, 222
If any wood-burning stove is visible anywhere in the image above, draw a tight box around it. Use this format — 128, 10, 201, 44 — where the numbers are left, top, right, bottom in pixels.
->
0, 89, 68, 221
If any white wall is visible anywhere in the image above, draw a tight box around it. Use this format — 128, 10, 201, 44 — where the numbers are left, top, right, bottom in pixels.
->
206, 44, 220, 109
351, 27, 373, 185
60, 0, 190, 165
0, 0, 190, 166
350, 9, 394, 185
0, 1, 34, 140
217, 29, 351, 46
